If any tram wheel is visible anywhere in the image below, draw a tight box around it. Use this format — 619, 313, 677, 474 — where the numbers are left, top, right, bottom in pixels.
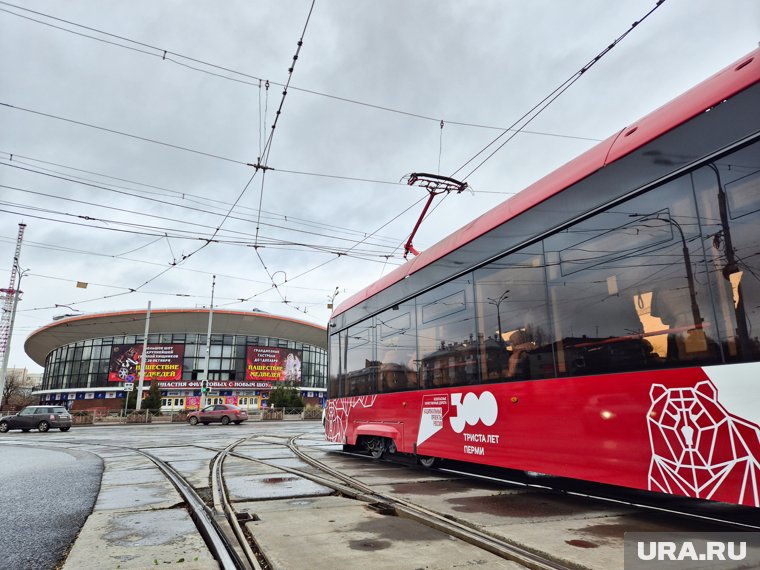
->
417, 455, 440, 468
365, 436, 385, 459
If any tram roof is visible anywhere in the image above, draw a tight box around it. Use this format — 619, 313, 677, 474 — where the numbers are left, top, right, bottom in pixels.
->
25, 309, 327, 366
334, 48, 760, 319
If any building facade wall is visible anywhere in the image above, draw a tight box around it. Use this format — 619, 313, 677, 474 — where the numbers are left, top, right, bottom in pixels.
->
37, 331, 327, 411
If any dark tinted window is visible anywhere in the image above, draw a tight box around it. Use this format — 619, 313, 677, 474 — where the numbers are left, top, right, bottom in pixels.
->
344, 320, 376, 396
377, 300, 418, 392
474, 245, 555, 381
328, 138, 760, 397
544, 173, 721, 376
416, 277, 478, 388
692, 142, 760, 362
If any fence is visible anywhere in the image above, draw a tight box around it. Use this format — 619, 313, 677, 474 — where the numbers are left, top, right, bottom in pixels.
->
65, 407, 323, 425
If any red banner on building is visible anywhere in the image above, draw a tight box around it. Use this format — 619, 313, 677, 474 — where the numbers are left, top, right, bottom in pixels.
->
245, 346, 302, 386
108, 344, 185, 382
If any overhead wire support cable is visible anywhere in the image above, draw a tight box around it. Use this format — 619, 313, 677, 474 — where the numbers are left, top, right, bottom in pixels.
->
395, 1, 666, 262
259, 0, 315, 169
0, 2, 601, 143
0, 102, 249, 166
251, 0, 316, 306
451, 0, 667, 182
0, 151, 408, 242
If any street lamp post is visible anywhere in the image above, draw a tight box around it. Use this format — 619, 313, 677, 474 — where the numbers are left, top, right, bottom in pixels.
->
706, 163, 751, 357
135, 301, 151, 411
487, 289, 510, 344
200, 276, 216, 410
630, 213, 702, 328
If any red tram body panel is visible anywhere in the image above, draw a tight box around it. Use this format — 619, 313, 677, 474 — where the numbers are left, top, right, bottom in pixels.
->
326, 364, 760, 507
326, 49, 760, 508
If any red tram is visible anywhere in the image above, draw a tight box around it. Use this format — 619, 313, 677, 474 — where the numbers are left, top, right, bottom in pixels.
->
325, 49, 760, 508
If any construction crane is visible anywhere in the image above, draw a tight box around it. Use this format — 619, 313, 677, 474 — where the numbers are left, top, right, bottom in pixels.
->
0, 223, 27, 408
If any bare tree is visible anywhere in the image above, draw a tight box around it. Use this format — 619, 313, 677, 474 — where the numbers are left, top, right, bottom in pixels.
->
2, 369, 37, 410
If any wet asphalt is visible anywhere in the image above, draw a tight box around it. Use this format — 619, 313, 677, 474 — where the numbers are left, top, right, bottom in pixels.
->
0, 442, 103, 570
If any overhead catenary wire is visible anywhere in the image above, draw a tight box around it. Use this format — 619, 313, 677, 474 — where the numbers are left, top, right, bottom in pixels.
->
0, 236, 341, 294
0, 162, 407, 253
0, 0, 640, 320
0, 203, 404, 265
0, 101, 250, 166
0, 2, 601, 143
451, 0, 668, 181
0, 110, 515, 196
247, 0, 316, 311
395, 0, 668, 258
0, 151, 413, 242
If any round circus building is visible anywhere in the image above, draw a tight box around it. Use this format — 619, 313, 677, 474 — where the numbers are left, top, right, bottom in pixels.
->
24, 308, 327, 412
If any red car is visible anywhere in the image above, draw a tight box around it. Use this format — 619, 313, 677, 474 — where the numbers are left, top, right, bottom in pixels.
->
187, 404, 248, 426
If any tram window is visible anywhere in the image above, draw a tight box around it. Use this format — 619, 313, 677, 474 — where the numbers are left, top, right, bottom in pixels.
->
544, 174, 720, 376
692, 141, 760, 363
474, 245, 554, 382
377, 301, 418, 392
328, 332, 341, 399
416, 277, 478, 389
344, 320, 376, 396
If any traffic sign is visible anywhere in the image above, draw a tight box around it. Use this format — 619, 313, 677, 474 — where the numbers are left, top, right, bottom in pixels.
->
124, 383, 134, 392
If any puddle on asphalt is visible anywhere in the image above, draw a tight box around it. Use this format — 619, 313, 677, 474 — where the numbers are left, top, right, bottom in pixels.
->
447, 491, 601, 517
391, 479, 501, 496
262, 476, 297, 484
348, 539, 391, 551
350, 518, 450, 543
566, 539, 599, 549
579, 513, 728, 537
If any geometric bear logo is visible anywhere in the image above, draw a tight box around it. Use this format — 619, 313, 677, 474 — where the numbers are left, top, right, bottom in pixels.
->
648, 380, 760, 507
324, 395, 377, 444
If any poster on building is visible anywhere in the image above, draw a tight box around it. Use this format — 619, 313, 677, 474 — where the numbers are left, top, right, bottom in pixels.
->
245, 346, 302, 386
108, 344, 185, 382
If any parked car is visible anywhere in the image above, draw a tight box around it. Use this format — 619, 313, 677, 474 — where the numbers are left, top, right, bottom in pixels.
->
0, 405, 72, 433
187, 404, 248, 426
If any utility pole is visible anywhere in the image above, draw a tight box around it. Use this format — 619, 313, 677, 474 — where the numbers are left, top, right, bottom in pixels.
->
0, 223, 27, 409
200, 275, 216, 409
135, 301, 151, 410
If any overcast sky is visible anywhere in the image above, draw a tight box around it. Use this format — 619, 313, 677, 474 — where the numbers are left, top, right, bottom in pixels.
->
1, 0, 759, 372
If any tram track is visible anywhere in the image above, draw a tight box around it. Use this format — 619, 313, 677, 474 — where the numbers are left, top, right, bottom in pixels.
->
10, 437, 266, 570
224, 435, 576, 570
241, 434, 760, 568
325, 443, 760, 532
139, 446, 254, 570
209, 440, 266, 570
8, 426, 757, 569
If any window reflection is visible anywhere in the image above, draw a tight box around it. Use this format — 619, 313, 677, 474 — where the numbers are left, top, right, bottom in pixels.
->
474, 246, 554, 381
545, 174, 720, 375
327, 140, 760, 399
343, 320, 377, 396
416, 278, 478, 388
693, 143, 760, 362
377, 302, 418, 392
